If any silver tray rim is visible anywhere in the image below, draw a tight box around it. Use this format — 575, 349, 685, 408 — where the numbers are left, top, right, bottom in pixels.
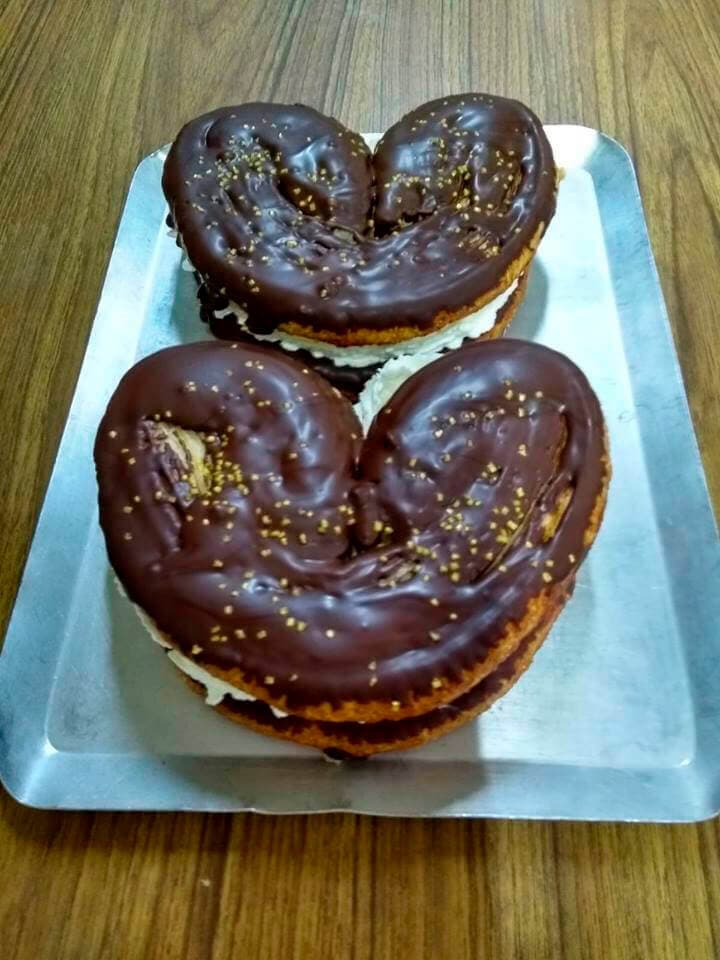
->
1, 124, 719, 820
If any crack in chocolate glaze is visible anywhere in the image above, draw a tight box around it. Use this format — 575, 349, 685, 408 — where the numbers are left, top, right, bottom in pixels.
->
95, 338, 608, 722
162, 95, 556, 339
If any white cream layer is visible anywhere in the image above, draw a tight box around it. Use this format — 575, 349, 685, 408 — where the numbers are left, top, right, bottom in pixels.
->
354, 348, 445, 431
129, 590, 289, 717
209, 278, 518, 368
167, 649, 288, 718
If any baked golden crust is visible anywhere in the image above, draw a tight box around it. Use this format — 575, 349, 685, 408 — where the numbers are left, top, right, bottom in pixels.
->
276, 231, 542, 348
180, 583, 565, 756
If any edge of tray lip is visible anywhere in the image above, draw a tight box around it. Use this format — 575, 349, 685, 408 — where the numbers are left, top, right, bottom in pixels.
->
1, 759, 718, 821
2, 124, 719, 819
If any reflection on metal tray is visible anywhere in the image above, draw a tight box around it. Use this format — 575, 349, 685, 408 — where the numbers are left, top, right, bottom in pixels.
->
1, 126, 719, 819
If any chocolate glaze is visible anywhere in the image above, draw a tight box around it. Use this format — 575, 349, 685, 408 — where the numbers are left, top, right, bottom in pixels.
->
162, 96, 556, 338
95, 339, 607, 719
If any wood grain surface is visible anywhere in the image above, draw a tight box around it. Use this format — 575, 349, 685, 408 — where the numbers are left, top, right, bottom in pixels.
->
1, 1, 719, 957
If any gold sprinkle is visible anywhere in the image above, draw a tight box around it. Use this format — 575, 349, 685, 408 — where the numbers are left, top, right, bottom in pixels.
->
449, 613, 458, 621
325, 629, 336, 638
429, 630, 441, 642
518, 444, 527, 457
542, 572, 553, 583
234, 629, 245, 639
212, 560, 224, 569
431, 678, 443, 689
429, 598, 440, 607
223, 605, 233, 615
391, 701, 401, 711
264, 675, 275, 684
123, 532, 133, 541
368, 661, 377, 671
191, 645, 202, 655
108, 430, 117, 439
369, 676, 378, 687
569, 553, 577, 563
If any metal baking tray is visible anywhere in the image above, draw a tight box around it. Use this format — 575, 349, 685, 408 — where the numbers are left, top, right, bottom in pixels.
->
1, 126, 719, 818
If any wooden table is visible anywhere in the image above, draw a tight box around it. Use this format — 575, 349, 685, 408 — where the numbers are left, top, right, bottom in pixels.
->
2, 1, 719, 957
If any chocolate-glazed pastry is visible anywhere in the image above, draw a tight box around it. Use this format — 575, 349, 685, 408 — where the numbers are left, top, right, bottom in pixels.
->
163, 95, 557, 348
95, 338, 609, 756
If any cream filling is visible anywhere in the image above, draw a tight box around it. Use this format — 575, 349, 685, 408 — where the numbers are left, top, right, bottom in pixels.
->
126, 586, 289, 718
354, 349, 445, 431
208, 278, 518, 368
167, 649, 288, 718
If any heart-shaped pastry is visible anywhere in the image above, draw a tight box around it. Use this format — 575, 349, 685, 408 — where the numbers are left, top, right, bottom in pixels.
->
95, 338, 609, 756
162, 94, 557, 354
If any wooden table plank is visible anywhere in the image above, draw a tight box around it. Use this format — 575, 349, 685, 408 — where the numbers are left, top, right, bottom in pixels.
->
1, 2, 719, 957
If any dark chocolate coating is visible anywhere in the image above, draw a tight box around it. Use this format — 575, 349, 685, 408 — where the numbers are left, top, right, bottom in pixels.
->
95, 338, 606, 715
162, 96, 556, 336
